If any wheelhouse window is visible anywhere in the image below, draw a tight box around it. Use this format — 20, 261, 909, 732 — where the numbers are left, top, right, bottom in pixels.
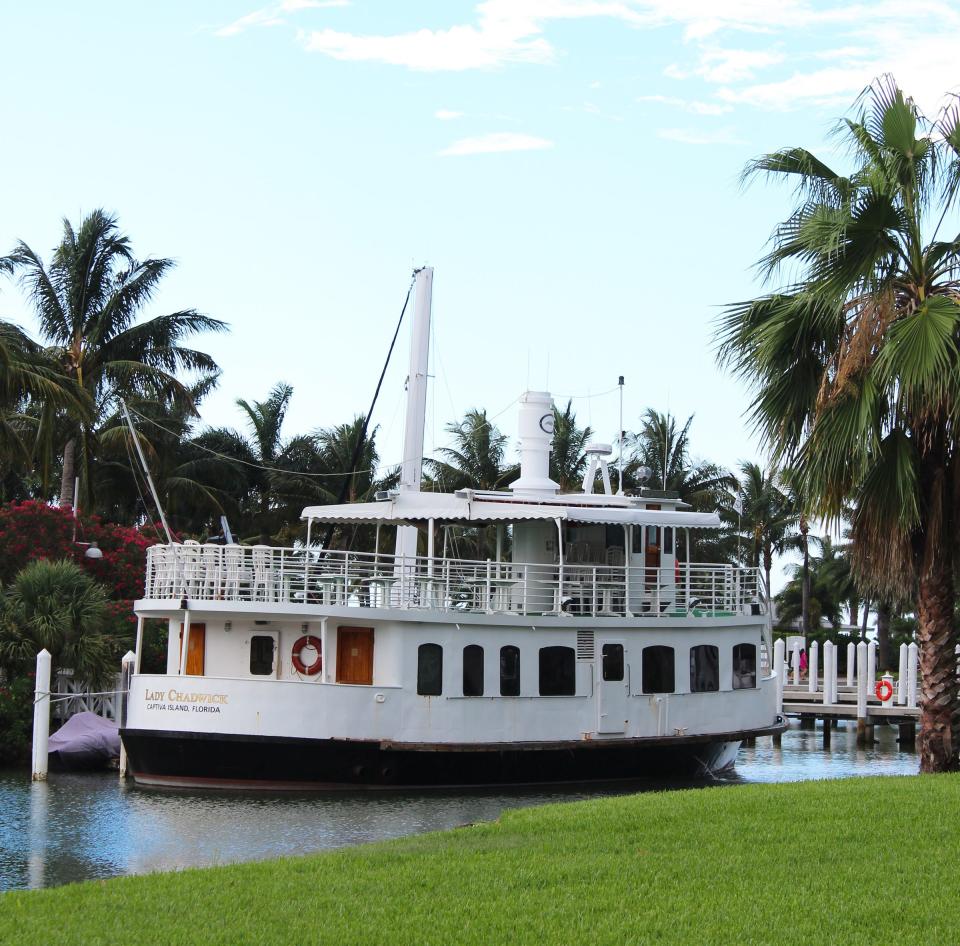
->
249, 635, 274, 675
463, 644, 484, 697
690, 645, 720, 693
500, 645, 520, 696
733, 643, 757, 689
602, 643, 624, 682
539, 646, 575, 696
663, 527, 674, 555
417, 643, 443, 696
642, 645, 675, 694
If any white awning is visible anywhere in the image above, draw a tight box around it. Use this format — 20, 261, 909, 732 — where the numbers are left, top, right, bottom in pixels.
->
302, 493, 723, 530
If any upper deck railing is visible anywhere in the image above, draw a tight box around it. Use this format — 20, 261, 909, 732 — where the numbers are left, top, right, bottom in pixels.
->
144, 542, 766, 619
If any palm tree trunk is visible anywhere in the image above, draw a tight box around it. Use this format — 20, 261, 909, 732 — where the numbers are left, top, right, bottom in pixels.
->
876, 601, 892, 672
915, 447, 958, 773
60, 438, 76, 509
800, 517, 810, 637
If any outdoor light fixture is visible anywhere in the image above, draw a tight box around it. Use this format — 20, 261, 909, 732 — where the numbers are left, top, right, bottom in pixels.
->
83, 542, 103, 560
180, 596, 188, 610
224, 621, 232, 632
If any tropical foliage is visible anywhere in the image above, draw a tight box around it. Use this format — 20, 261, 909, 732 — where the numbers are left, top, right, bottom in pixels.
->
717, 77, 960, 770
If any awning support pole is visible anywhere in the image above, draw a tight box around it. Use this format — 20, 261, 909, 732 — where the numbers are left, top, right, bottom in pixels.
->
556, 518, 564, 612
624, 525, 633, 617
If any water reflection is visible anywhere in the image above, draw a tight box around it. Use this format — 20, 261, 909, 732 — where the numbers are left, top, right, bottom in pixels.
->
0, 720, 918, 892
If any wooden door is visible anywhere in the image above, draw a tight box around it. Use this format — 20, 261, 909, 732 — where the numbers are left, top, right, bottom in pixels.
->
336, 627, 374, 684
178, 622, 206, 676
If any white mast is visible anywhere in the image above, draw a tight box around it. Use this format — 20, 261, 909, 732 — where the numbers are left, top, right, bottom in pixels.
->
394, 266, 433, 562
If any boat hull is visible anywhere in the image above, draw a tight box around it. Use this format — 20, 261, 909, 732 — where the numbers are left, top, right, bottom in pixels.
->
120, 723, 784, 790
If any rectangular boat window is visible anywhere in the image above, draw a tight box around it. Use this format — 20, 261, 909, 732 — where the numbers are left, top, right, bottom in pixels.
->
641, 645, 675, 694
632, 526, 643, 554
249, 635, 275, 675
733, 643, 757, 689
500, 645, 520, 696
601, 643, 624, 682
539, 646, 575, 696
417, 643, 443, 696
463, 644, 484, 697
663, 527, 674, 555
690, 644, 720, 693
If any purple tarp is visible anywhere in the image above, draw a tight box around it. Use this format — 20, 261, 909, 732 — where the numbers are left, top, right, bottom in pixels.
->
48, 711, 120, 770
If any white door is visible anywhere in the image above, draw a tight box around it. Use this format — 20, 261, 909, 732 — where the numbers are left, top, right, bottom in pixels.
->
598, 640, 629, 733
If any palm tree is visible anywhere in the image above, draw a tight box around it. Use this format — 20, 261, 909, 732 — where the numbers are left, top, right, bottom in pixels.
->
627, 410, 733, 510
716, 77, 960, 771
1, 210, 225, 510
549, 400, 592, 491
0, 559, 114, 689
427, 409, 516, 492
732, 462, 799, 603
774, 535, 850, 632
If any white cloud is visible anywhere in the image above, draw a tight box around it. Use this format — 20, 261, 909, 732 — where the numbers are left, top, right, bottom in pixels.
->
434, 109, 465, 120
439, 132, 554, 156
657, 127, 745, 145
637, 94, 731, 115
217, 0, 348, 38
300, 0, 651, 71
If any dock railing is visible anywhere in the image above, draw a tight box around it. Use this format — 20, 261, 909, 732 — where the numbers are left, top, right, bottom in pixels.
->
144, 542, 765, 619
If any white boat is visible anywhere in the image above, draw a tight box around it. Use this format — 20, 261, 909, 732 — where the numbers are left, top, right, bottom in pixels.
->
120, 268, 784, 789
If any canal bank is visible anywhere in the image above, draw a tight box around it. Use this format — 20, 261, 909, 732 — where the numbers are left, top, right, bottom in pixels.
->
0, 721, 917, 892
0, 773, 952, 946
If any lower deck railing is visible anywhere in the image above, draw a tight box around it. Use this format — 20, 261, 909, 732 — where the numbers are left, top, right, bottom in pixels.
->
145, 544, 766, 619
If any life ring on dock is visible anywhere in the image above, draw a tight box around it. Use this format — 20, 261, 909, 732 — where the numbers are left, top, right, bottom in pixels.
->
292, 635, 322, 675
875, 679, 894, 703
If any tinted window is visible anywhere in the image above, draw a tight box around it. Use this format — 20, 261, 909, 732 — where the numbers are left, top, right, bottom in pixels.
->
250, 635, 274, 675
733, 643, 757, 690
539, 646, 575, 696
690, 645, 720, 693
642, 645, 675, 694
602, 643, 624, 682
500, 645, 520, 696
417, 643, 443, 696
663, 527, 674, 555
463, 644, 484, 696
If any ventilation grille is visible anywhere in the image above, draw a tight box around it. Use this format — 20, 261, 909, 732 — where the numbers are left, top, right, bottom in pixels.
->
576, 629, 595, 660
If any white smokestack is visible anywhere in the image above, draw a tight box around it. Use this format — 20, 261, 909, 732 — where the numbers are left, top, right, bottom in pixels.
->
510, 391, 559, 496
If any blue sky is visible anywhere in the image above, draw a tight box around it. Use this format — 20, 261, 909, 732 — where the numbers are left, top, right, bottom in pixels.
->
1, 0, 958, 504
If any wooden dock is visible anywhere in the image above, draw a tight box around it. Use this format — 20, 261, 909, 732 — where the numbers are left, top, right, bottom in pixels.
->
774, 638, 920, 747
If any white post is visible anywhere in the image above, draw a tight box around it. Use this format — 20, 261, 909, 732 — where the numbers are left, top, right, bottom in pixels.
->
774, 638, 785, 714
907, 642, 919, 709
880, 672, 894, 704
856, 640, 868, 739
867, 640, 877, 689
897, 643, 908, 705
823, 641, 834, 707
179, 608, 191, 676
134, 615, 144, 674
395, 266, 433, 565
118, 650, 136, 778
791, 641, 801, 686
846, 642, 856, 687
808, 640, 819, 694
31, 649, 52, 781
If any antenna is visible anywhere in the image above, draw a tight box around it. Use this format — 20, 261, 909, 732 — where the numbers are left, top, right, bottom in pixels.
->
121, 400, 174, 544
617, 375, 624, 495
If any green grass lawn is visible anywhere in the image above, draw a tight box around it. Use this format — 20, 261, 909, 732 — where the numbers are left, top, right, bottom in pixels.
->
1, 775, 953, 945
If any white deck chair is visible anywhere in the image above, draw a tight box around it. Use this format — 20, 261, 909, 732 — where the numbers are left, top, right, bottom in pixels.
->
223, 544, 243, 599
252, 545, 275, 601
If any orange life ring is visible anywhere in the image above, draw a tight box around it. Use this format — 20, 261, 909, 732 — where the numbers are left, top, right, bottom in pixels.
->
292, 635, 322, 675
875, 679, 894, 702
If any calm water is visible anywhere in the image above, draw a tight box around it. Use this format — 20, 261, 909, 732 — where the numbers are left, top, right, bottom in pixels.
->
0, 721, 918, 892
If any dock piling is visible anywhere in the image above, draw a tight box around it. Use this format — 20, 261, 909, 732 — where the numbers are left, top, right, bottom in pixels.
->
897, 643, 908, 705
118, 650, 135, 779
846, 642, 856, 687
856, 641, 868, 746
31, 649, 52, 781
808, 640, 819, 694
907, 643, 918, 709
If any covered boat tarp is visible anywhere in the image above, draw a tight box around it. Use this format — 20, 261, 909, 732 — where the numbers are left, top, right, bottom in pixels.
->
48, 712, 120, 771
